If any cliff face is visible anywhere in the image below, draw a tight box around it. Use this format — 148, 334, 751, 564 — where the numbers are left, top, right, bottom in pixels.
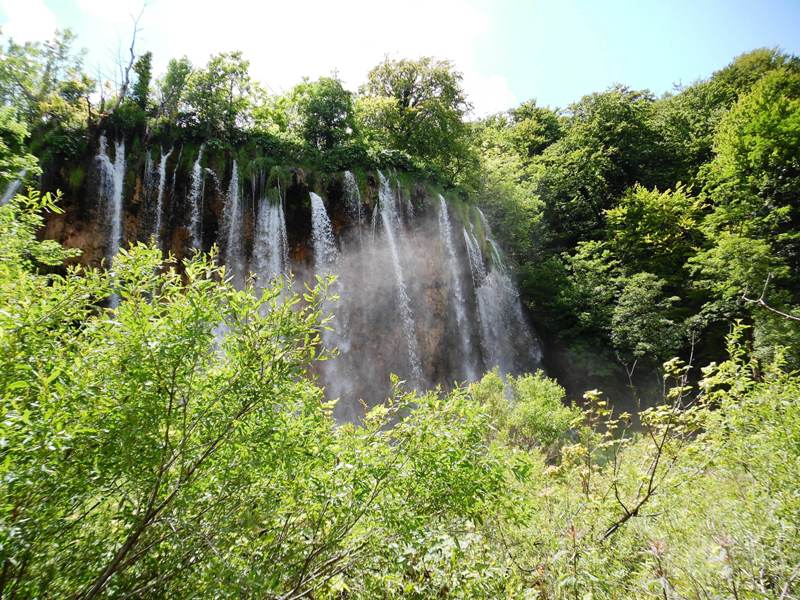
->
41, 130, 542, 418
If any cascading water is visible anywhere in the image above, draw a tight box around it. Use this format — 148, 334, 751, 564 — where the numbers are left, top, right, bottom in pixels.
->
144, 150, 155, 204
95, 135, 126, 266
378, 172, 423, 383
1, 169, 26, 206
477, 209, 540, 369
153, 147, 173, 248
252, 192, 289, 291
463, 226, 487, 287
94, 135, 126, 308
310, 192, 338, 270
463, 217, 541, 374
71, 149, 544, 414
310, 191, 357, 410
438, 195, 477, 381
221, 161, 245, 288
188, 145, 205, 249
342, 171, 363, 226
170, 146, 183, 203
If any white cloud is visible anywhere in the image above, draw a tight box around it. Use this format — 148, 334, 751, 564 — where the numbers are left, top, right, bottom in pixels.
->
0, 0, 57, 43
134, 0, 514, 115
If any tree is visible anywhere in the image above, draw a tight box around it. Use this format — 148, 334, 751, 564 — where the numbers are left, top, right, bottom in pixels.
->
184, 52, 252, 135
358, 57, 472, 177
156, 56, 192, 123
289, 76, 356, 150
471, 113, 544, 262
559, 240, 624, 336
0, 190, 335, 597
534, 86, 672, 247
703, 67, 800, 246
690, 65, 800, 358
131, 51, 152, 109
605, 184, 703, 280
688, 233, 788, 302
0, 29, 91, 126
611, 272, 682, 364
110, 10, 145, 113
710, 47, 799, 104
0, 107, 40, 188
507, 99, 563, 158
653, 48, 799, 184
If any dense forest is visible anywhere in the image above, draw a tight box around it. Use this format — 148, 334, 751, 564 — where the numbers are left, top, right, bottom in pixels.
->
1, 25, 799, 598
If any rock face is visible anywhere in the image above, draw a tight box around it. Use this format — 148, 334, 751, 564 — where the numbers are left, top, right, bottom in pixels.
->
42, 132, 542, 419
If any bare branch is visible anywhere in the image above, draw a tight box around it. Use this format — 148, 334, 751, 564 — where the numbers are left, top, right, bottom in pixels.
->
112, 5, 146, 112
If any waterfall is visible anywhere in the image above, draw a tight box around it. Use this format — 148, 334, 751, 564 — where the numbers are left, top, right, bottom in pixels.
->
310, 190, 358, 411
0, 169, 26, 206
144, 150, 155, 206
170, 146, 183, 203
61, 148, 549, 413
463, 227, 487, 287
370, 198, 380, 241
221, 161, 244, 288
95, 135, 126, 266
378, 172, 423, 383
400, 181, 415, 221
252, 192, 289, 291
188, 145, 205, 249
110, 141, 126, 264
153, 147, 173, 249
477, 208, 540, 367
438, 195, 477, 381
310, 192, 338, 270
343, 171, 363, 226
463, 216, 541, 374
463, 225, 503, 372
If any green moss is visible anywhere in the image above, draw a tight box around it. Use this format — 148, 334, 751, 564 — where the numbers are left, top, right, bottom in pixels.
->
66, 165, 85, 191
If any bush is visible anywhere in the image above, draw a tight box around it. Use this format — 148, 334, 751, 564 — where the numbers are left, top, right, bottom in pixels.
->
507, 372, 579, 451
2, 191, 799, 598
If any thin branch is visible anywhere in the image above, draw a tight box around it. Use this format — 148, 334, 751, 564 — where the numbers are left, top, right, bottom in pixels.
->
112, 6, 145, 112
742, 274, 800, 323
780, 562, 800, 600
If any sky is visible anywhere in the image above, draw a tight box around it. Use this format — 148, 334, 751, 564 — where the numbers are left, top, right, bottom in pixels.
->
1, 0, 799, 116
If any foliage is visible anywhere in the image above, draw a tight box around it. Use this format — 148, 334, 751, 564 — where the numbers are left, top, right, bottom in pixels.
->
155, 56, 193, 123
131, 51, 152, 110
2, 194, 800, 597
289, 76, 356, 150
0, 107, 40, 186
703, 67, 800, 256
558, 240, 623, 336
3, 31, 800, 597
688, 233, 787, 301
611, 272, 683, 363
506, 372, 580, 451
0, 29, 92, 162
533, 85, 673, 247
184, 51, 252, 136
605, 184, 703, 280
358, 57, 473, 179
470, 370, 579, 452
473, 47, 800, 383
506, 99, 563, 158
0, 29, 90, 124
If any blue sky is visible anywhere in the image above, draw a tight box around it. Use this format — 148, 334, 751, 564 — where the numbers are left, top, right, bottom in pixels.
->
1, 0, 799, 115
478, 0, 800, 108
